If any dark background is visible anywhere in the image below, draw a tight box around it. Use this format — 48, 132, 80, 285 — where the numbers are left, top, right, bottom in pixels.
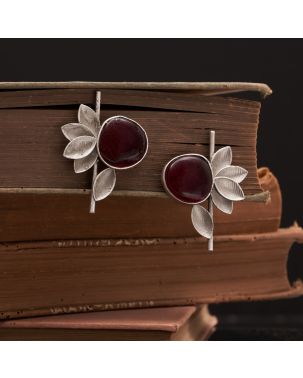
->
0, 39, 302, 339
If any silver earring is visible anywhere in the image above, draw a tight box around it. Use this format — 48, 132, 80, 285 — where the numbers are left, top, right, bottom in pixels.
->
162, 131, 247, 251
61, 91, 148, 213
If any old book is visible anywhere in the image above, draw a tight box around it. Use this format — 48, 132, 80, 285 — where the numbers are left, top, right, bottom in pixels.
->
0, 82, 270, 197
0, 226, 302, 320
0, 305, 217, 341
0, 167, 280, 242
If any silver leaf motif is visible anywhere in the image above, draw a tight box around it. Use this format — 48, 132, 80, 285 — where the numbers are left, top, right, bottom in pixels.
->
211, 187, 233, 214
211, 146, 232, 176
191, 205, 213, 239
74, 149, 98, 173
78, 104, 100, 136
63, 136, 96, 160
62, 123, 95, 141
216, 165, 248, 184
93, 168, 116, 201
215, 177, 244, 201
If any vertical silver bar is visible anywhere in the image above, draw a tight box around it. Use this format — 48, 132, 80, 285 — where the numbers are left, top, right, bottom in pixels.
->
208, 130, 215, 251
89, 91, 101, 214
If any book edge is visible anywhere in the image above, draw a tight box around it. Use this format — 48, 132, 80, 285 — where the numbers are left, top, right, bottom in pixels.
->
0, 82, 272, 97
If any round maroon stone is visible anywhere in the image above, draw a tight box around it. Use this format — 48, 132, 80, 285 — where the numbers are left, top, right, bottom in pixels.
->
163, 155, 213, 204
98, 117, 148, 169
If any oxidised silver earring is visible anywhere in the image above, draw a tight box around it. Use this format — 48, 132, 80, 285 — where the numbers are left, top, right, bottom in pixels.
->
162, 131, 247, 251
61, 91, 148, 213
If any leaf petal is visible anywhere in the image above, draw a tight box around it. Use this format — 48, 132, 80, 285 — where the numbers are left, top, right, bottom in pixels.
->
211, 187, 233, 214
78, 104, 100, 136
191, 205, 213, 239
93, 168, 116, 201
62, 123, 95, 141
216, 165, 248, 184
215, 177, 244, 201
63, 136, 96, 160
211, 146, 232, 176
74, 150, 98, 173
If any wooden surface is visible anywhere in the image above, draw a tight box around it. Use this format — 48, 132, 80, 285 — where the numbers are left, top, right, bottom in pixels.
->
0, 89, 261, 194
0, 167, 281, 242
0, 226, 302, 320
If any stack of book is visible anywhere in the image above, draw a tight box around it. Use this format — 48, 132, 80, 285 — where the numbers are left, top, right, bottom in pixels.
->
0, 82, 302, 340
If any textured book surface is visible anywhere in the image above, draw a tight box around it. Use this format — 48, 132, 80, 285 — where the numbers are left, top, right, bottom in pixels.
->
0, 83, 267, 197
0, 167, 280, 242
0, 82, 272, 96
0, 226, 302, 320
0, 305, 217, 341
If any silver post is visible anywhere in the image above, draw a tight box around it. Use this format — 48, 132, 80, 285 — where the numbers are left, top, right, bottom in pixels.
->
89, 91, 101, 214
208, 130, 215, 251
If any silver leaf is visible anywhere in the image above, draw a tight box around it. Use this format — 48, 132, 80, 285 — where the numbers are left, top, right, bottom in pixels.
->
62, 123, 95, 141
211, 146, 232, 176
211, 187, 233, 214
74, 150, 98, 173
93, 168, 116, 201
63, 136, 96, 160
215, 177, 244, 201
191, 205, 213, 239
78, 104, 100, 136
216, 165, 248, 184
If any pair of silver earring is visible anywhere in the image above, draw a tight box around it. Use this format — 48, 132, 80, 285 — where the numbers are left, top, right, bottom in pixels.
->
62, 92, 247, 251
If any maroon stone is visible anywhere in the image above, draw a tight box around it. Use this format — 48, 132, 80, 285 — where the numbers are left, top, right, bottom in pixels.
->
164, 155, 213, 204
98, 117, 147, 169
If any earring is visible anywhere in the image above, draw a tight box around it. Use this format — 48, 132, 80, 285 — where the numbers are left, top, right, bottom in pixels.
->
162, 131, 247, 251
61, 91, 148, 213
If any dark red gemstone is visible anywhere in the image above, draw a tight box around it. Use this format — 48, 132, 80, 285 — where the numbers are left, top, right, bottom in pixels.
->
164, 155, 213, 204
98, 117, 147, 169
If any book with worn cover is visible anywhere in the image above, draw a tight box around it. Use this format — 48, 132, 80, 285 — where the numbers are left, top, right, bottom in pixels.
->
0, 167, 280, 241
0, 82, 269, 199
0, 82, 273, 241
0, 226, 302, 320
0, 305, 217, 341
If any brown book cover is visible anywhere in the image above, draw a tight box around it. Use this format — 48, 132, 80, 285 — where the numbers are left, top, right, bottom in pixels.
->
0, 305, 217, 341
0, 226, 302, 320
0, 167, 280, 242
0, 83, 269, 197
